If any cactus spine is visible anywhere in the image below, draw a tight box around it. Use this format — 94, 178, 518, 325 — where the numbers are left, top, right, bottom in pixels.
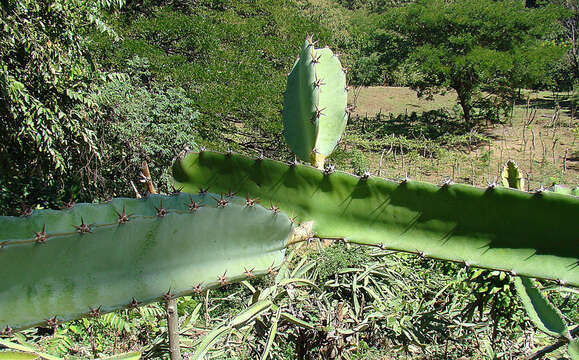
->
282, 36, 348, 168
0, 193, 292, 331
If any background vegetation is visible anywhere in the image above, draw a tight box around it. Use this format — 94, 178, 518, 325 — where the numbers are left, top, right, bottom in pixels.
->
1, 0, 577, 358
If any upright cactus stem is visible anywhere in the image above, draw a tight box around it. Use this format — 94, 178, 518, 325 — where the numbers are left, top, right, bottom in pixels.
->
501, 160, 525, 190
282, 36, 348, 169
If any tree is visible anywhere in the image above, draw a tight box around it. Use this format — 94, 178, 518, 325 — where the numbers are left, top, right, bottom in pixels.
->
0, 0, 122, 214
385, 0, 567, 125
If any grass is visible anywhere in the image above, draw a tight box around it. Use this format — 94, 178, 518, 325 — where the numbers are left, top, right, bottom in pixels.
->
338, 87, 579, 190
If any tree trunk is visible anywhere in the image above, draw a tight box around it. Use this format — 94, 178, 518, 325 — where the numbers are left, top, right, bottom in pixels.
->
456, 89, 473, 127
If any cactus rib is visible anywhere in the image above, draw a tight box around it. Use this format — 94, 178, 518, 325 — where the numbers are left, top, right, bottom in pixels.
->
173, 151, 579, 286
0, 193, 292, 331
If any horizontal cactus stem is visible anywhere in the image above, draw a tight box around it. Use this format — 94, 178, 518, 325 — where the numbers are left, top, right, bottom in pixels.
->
173, 151, 579, 287
0, 193, 292, 331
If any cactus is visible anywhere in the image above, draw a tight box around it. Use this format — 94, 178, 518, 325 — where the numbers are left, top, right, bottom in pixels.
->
514, 277, 569, 338
282, 36, 348, 168
173, 150, 579, 286
0, 193, 292, 332
500, 160, 525, 190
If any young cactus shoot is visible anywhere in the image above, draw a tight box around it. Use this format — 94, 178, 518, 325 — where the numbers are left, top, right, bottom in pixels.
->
282, 35, 348, 169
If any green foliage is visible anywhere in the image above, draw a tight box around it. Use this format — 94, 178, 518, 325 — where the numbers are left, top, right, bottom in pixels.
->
312, 243, 372, 282
0, 0, 123, 214
87, 57, 198, 194
90, 1, 332, 148
374, 0, 568, 124
348, 149, 370, 175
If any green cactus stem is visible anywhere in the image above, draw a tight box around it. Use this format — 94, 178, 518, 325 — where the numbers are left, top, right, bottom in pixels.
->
501, 160, 525, 190
173, 151, 579, 286
282, 36, 347, 168
514, 276, 570, 339
0, 193, 292, 331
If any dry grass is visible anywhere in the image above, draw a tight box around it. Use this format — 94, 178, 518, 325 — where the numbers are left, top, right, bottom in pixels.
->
342, 87, 579, 189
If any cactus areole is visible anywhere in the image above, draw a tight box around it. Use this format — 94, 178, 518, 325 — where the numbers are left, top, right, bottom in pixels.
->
282, 36, 348, 168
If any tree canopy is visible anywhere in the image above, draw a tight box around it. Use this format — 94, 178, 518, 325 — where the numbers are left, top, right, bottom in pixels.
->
383, 0, 568, 124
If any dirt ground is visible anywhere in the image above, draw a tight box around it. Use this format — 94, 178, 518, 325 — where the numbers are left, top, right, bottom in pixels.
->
345, 87, 579, 189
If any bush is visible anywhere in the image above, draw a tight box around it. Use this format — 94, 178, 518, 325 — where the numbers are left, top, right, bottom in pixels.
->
86, 57, 199, 195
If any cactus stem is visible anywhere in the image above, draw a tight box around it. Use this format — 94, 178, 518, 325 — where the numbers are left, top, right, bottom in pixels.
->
245, 194, 258, 207
244, 267, 255, 278
129, 297, 141, 309
155, 200, 167, 217
115, 205, 131, 224
75, 217, 92, 234
198, 187, 209, 196
89, 306, 102, 318
218, 271, 227, 286
35, 224, 47, 244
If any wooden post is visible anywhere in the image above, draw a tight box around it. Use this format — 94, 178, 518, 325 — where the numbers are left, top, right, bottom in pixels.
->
166, 298, 182, 360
